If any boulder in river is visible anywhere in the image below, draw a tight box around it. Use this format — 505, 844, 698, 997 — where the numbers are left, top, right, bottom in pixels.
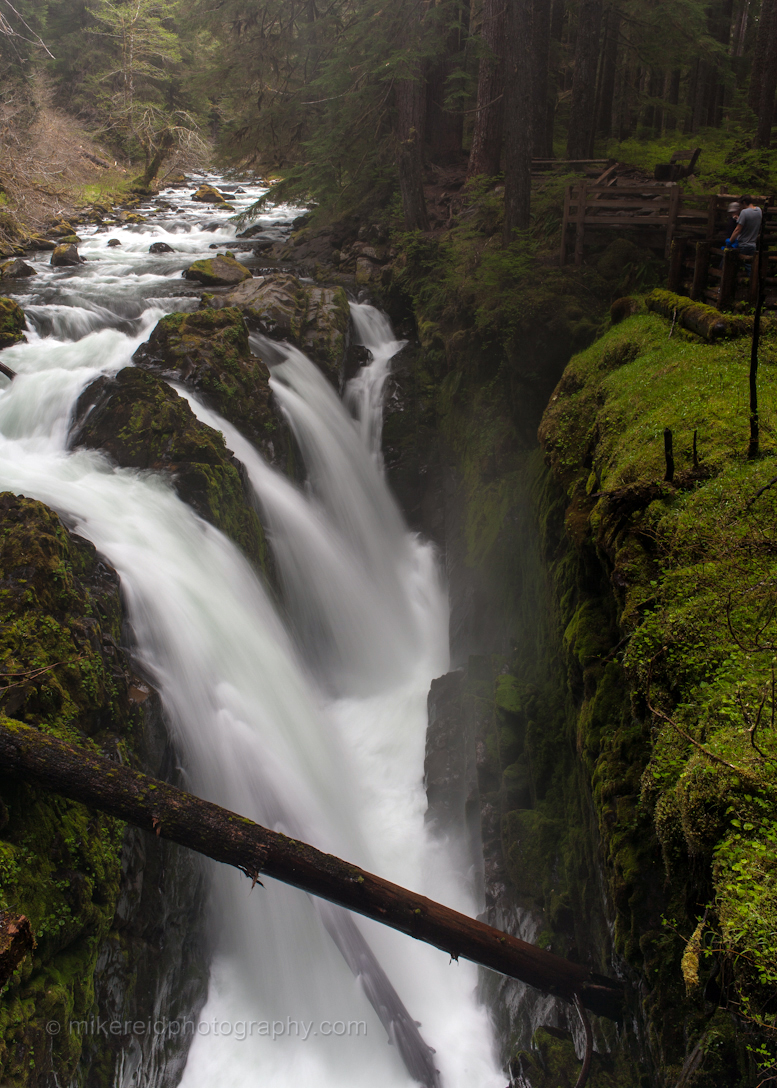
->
182, 253, 252, 286
107, 238, 122, 247
203, 273, 349, 386
0, 297, 26, 349
132, 306, 285, 459
149, 241, 175, 254
0, 259, 36, 280
51, 244, 85, 267
191, 184, 232, 205
70, 366, 271, 576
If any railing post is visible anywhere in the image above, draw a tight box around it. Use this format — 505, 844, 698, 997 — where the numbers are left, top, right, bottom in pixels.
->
718, 247, 738, 311
574, 182, 587, 267
668, 238, 687, 293
559, 185, 571, 265
665, 184, 680, 258
691, 242, 711, 301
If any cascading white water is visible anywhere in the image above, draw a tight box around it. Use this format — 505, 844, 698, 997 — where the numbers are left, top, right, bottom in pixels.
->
0, 180, 503, 1088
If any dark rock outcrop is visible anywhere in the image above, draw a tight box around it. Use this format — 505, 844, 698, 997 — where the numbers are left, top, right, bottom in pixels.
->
51, 244, 84, 267
0, 259, 36, 281
70, 366, 271, 574
183, 253, 252, 286
203, 273, 350, 386
131, 307, 285, 459
0, 298, 26, 349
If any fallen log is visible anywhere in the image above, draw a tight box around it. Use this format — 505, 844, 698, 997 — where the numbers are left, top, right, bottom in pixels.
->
0, 361, 16, 382
646, 288, 745, 342
0, 717, 624, 1020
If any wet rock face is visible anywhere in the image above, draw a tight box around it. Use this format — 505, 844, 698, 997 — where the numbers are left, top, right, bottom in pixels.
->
0, 493, 208, 1088
51, 243, 84, 267
0, 297, 26, 349
149, 241, 175, 254
70, 366, 271, 575
203, 272, 350, 387
183, 253, 252, 286
131, 306, 285, 459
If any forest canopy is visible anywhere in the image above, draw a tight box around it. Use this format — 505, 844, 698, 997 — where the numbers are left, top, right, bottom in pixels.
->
1, 0, 776, 224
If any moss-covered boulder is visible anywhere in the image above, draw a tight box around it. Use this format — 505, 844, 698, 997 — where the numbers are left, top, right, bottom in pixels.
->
183, 253, 252, 286
51, 244, 83, 268
131, 306, 284, 453
70, 366, 270, 575
204, 273, 350, 386
0, 297, 25, 349
191, 184, 231, 205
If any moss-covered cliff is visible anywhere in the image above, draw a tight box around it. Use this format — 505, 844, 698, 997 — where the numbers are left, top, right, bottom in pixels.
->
0, 493, 207, 1086
402, 289, 777, 1085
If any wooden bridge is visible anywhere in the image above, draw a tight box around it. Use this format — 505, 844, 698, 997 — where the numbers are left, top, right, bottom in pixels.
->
560, 182, 777, 309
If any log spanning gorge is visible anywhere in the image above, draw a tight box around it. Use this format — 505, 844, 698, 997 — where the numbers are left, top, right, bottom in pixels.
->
0, 180, 511, 1088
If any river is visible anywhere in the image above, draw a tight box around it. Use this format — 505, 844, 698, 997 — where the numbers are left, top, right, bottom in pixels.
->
0, 177, 503, 1088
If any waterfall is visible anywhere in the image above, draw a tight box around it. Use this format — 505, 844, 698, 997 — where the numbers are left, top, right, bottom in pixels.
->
0, 179, 503, 1088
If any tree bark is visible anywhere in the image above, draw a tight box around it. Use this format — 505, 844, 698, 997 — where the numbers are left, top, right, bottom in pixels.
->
0, 717, 624, 1021
502, 0, 533, 240
467, 0, 506, 177
566, 0, 604, 158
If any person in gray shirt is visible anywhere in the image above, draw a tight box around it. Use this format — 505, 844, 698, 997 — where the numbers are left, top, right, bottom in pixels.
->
728, 196, 762, 255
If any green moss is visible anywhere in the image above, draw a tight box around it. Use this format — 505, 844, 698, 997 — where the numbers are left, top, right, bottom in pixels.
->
535, 311, 777, 1081
0, 297, 25, 350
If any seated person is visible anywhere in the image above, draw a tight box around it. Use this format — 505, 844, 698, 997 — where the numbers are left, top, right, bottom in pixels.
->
727, 196, 762, 255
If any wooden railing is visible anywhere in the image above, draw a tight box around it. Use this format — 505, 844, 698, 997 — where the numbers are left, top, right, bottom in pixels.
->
560, 182, 681, 264
668, 200, 777, 310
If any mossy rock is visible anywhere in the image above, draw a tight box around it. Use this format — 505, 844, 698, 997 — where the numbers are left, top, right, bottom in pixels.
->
0, 493, 141, 1085
51, 244, 83, 268
182, 254, 252, 287
191, 184, 231, 205
204, 273, 350, 386
132, 307, 284, 458
70, 367, 271, 576
0, 297, 25, 349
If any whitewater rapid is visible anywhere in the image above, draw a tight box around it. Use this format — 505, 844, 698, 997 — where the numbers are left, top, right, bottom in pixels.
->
0, 178, 503, 1088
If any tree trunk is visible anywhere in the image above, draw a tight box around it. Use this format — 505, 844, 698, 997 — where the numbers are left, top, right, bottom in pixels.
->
467, 0, 506, 177
396, 28, 430, 231
754, 0, 777, 145
503, 0, 533, 239
531, 0, 552, 157
0, 717, 625, 1020
749, 0, 777, 113
545, 0, 566, 151
596, 6, 619, 139
566, 0, 604, 158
